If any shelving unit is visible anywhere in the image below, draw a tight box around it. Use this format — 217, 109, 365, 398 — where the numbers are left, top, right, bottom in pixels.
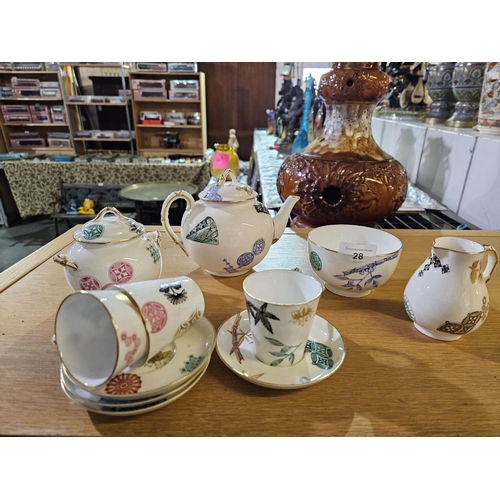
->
0, 68, 76, 155
129, 70, 207, 157
59, 63, 134, 155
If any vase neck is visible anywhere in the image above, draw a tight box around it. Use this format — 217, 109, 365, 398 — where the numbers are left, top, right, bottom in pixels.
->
304, 102, 391, 161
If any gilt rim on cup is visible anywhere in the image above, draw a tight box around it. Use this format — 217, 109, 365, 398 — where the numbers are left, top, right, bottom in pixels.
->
243, 269, 323, 307
307, 224, 402, 257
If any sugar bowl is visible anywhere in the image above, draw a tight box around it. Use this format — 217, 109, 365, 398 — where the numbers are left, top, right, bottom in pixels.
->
54, 206, 162, 291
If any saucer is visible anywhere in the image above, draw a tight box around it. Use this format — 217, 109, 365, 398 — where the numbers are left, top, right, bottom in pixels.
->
61, 362, 208, 416
62, 316, 216, 401
216, 311, 346, 389
61, 356, 211, 408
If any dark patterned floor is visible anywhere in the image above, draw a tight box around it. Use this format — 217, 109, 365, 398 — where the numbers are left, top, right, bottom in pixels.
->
0, 215, 57, 273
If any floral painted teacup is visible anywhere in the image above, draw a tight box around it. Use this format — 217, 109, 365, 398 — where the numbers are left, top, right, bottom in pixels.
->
55, 287, 149, 387
55, 277, 205, 387
243, 269, 323, 366
110, 277, 205, 361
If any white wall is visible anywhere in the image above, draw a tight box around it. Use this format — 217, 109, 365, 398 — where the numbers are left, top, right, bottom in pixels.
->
372, 117, 500, 230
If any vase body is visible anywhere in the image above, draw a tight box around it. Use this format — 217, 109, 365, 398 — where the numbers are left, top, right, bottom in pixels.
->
445, 62, 486, 128
423, 62, 456, 124
277, 62, 408, 228
477, 62, 500, 135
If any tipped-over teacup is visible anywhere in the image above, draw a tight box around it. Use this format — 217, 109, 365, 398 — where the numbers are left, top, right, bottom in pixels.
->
307, 224, 402, 298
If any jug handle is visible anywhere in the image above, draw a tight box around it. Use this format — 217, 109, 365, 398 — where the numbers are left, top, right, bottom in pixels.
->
160, 190, 195, 257
483, 245, 499, 283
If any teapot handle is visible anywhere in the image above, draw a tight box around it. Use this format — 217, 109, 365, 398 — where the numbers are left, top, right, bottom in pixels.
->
483, 245, 499, 283
160, 190, 195, 256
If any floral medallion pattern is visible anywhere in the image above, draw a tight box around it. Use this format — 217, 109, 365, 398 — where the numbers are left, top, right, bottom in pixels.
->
83, 223, 104, 240
309, 251, 322, 271
222, 238, 267, 273
141, 301, 168, 333
108, 261, 134, 284
79, 275, 101, 290
105, 373, 142, 395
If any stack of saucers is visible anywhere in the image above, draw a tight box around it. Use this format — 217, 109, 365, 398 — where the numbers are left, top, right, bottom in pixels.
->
60, 316, 216, 416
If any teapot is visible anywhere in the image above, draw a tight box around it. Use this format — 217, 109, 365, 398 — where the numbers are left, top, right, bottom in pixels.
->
54, 206, 162, 291
404, 236, 498, 341
161, 169, 299, 277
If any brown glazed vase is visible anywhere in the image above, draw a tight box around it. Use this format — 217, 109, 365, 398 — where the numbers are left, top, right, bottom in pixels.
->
277, 62, 408, 228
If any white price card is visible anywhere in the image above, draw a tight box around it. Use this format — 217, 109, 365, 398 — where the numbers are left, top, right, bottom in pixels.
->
338, 241, 377, 261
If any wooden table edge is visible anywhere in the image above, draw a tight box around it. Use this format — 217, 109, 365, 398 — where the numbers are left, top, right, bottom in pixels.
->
1, 225, 495, 294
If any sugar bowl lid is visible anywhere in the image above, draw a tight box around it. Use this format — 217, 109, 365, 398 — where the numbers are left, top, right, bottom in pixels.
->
73, 207, 145, 243
199, 168, 258, 202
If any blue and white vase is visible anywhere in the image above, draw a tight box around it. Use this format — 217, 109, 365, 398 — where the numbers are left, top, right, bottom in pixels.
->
423, 62, 456, 124
445, 62, 486, 128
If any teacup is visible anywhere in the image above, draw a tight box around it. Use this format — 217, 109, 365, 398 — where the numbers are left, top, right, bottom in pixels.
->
307, 224, 402, 297
109, 277, 205, 360
243, 269, 323, 366
55, 288, 149, 387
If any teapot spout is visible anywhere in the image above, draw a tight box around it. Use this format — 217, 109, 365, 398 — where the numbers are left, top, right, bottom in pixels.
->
272, 195, 299, 242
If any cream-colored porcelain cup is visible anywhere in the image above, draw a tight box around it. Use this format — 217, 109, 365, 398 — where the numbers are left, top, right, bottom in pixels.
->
243, 269, 323, 366
109, 276, 205, 360
55, 288, 149, 387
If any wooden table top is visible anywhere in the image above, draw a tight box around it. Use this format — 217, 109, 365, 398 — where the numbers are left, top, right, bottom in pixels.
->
1, 226, 500, 437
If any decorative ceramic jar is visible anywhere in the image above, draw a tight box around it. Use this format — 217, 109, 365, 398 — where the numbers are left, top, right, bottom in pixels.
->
423, 62, 456, 124
445, 62, 486, 128
161, 169, 299, 277
53, 207, 162, 291
477, 62, 500, 135
404, 236, 498, 341
276, 62, 408, 228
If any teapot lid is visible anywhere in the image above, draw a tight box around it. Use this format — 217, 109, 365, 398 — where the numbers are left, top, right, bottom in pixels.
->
73, 207, 145, 244
199, 169, 258, 202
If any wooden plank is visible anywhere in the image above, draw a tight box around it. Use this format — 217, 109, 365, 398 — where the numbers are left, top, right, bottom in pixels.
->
0, 228, 75, 293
